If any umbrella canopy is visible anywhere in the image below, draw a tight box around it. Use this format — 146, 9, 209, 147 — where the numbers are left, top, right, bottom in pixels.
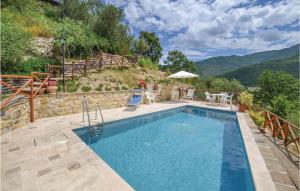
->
167, 71, 199, 79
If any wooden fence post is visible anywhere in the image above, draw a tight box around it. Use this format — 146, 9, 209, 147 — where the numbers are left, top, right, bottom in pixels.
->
110, 55, 113, 68
84, 59, 87, 76
29, 79, 34, 122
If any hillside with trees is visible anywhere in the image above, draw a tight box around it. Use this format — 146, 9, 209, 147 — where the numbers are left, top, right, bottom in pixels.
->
220, 54, 299, 86
195, 44, 299, 77
1, 0, 163, 75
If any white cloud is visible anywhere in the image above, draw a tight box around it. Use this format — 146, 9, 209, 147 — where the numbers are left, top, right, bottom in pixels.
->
108, 0, 300, 59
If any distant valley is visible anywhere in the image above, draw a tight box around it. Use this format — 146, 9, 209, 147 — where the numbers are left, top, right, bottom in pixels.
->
195, 44, 299, 86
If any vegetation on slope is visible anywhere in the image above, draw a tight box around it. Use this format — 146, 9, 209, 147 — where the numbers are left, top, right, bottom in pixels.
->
221, 54, 299, 86
1, 0, 164, 74
195, 44, 299, 77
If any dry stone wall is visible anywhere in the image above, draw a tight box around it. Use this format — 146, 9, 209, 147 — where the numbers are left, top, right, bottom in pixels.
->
0, 85, 177, 134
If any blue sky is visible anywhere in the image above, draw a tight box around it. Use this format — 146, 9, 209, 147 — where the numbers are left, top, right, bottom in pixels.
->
105, 0, 299, 61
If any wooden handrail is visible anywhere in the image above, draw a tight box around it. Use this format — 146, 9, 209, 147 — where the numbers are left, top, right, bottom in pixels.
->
33, 76, 49, 97
0, 79, 33, 110
250, 106, 300, 155
1, 75, 32, 79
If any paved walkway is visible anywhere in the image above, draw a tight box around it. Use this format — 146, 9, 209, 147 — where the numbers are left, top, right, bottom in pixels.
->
244, 114, 299, 191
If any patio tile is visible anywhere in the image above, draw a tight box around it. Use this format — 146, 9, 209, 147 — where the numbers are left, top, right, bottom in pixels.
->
5, 166, 21, 175
48, 154, 61, 161
37, 167, 53, 177
67, 162, 81, 172
8, 146, 20, 152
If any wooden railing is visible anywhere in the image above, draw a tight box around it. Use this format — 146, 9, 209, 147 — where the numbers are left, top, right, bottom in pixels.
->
47, 53, 142, 79
250, 106, 300, 155
0, 72, 50, 122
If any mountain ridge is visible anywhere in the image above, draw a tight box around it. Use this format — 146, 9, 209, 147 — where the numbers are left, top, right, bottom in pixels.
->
195, 44, 299, 77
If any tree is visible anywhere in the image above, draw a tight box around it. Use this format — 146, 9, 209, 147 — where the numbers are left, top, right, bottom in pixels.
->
163, 50, 196, 73
138, 31, 162, 63
60, 0, 102, 22
94, 4, 132, 55
255, 71, 299, 106
134, 38, 149, 55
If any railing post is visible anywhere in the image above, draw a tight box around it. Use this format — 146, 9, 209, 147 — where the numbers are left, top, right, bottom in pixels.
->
30, 79, 35, 122
110, 54, 113, 68
121, 56, 124, 67
84, 59, 87, 76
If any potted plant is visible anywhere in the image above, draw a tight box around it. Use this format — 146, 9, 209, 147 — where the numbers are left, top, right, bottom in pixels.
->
238, 91, 253, 112
47, 79, 58, 94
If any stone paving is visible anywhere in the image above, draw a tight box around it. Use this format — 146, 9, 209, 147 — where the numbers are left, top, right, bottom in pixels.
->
244, 114, 299, 191
0, 101, 294, 191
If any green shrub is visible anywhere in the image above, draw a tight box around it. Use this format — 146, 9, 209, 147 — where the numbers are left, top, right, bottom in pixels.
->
105, 86, 112, 91
238, 91, 253, 106
287, 111, 300, 127
1, 21, 31, 74
249, 111, 265, 127
270, 95, 295, 118
95, 84, 103, 91
114, 86, 120, 91
138, 57, 159, 70
65, 80, 80, 92
18, 57, 56, 75
121, 86, 129, 90
81, 85, 92, 92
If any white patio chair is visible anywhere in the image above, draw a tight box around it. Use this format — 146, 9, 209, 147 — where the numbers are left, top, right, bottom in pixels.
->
205, 92, 216, 104
219, 94, 227, 105
226, 93, 234, 105
171, 90, 180, 100
145, 91, 155, 104
184, 89, 195, 100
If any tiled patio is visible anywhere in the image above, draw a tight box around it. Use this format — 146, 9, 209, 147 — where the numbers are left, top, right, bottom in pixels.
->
0, 101, 296, 191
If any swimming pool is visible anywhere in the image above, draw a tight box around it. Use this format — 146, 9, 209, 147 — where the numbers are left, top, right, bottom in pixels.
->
74, 106, 255, 191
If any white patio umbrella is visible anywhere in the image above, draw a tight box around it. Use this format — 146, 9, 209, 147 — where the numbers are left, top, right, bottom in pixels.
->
167, 71, 199, 79
167, 71, 199, 99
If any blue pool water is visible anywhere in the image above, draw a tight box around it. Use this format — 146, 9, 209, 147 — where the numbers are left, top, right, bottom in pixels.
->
74, 106, 255, 191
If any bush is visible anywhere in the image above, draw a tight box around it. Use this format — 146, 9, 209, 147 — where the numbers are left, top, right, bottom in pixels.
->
238, 91, 253, 106
270, 95, 295, 118
138, 57, 159, 70
105, 86, 112, 91
1, 21, 31, 74
249, 111, 265, 127
114, 86, 120, 90
65, 80, 80, 92
287, 111, 300, 127
95, 84, 103, 91
81, 85, 92, 92
121, 86, 129, 90
18, 57, 56, 75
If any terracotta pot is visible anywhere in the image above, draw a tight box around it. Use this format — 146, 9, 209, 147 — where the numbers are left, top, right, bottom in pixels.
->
47, 86, 58, 94
239, 104, 247, 112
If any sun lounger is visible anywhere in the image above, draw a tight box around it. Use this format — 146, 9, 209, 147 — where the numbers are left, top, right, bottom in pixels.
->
127, 94, 143, 107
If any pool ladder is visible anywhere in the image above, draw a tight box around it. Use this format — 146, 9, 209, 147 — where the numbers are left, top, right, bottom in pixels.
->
82, 96, 104, 144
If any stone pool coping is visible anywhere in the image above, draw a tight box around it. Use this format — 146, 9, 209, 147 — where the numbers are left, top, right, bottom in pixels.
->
0, 101, 275, 190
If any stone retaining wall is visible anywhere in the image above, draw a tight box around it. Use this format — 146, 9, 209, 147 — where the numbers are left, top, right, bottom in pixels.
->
0, 84, 178, 134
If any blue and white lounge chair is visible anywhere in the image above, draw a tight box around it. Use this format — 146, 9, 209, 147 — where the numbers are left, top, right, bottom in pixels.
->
127, 94, 143, 107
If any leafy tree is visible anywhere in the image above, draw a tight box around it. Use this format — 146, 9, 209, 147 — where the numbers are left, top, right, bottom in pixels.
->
94, 4, 132, 55
1, 21, 31, 74
270, 95, 295, 118
163, 50, 196, 73
134, 38, 149, 55
60, 0, 102, 22
55, 18, 108, 59
255, 71, 299, 106
138, 31, 162, 63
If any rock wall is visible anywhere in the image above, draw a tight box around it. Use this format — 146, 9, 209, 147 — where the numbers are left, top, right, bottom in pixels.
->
29, 37, 54, 57
0, 85, 177, 134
